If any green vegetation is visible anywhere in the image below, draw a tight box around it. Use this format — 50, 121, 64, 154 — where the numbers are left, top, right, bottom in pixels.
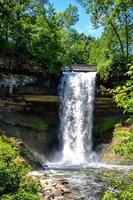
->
111, 124, 133, 160
102, 172, 133, 200
102, 124, 133, 199
0, 0, 94, 76
103, 124, 133, 162
0, 0, 132, 77
113, 64, 133, 122
94, 117, 120, 135
77, 0, 133, 77
33, 120, 49, 132
0, 135, 40, 200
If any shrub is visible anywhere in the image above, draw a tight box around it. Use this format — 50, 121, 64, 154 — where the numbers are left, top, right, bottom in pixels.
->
1, 190, 39, 200
112, 125, 133, 160
102, 124, 133, 165
0, 135, 40, 200
113, 64, 133, 123
102, 191, 118, 200
102, 172, 133, 200
33, 120, 49, 132
0, 136, 18, 162
0, 161, 21, 195
102, 124, 133, 200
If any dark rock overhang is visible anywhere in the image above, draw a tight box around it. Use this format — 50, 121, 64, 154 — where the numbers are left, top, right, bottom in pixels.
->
64, 64, 96, 72
0, 67, 46, 78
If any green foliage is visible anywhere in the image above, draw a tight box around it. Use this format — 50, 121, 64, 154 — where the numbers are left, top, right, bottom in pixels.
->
0, 0, 95, 75
102, 124, 133, 162
89, 34, 114, 77
113, 64, 133, 122
55, 4, 79, 29
0, 137, 18, 162
0, 0, 132, 77
1, 190, 39, 200
26, 14, 63, 76
77, 0, 133, 77
0, 161, 21, 195
59, 30, 94, 65
0, 135, 40, 200
94, 117, 120, 135
112, 124, 133, 159
102, 171, 133, 200
102, 191, 117, 200
33, 120, 49, 132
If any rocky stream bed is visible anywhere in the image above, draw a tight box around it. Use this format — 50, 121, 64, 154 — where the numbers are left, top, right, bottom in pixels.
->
29, 165, 133, 200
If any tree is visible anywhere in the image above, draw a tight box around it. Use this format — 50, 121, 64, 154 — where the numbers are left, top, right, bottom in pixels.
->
54, 4, 79, 30
0, 0, 49, 52
58, 29, 94, 65
89, 33, 114, 77
26, 15, 63, 76
77, 0, 133, 75
0, 0, 94, 75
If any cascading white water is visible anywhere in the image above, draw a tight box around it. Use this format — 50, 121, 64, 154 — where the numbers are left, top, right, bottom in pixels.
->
59, 72, 96, 165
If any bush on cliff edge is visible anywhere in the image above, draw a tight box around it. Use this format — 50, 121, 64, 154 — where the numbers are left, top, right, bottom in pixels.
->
0, 135, 40, 200
102, 124, 133, 200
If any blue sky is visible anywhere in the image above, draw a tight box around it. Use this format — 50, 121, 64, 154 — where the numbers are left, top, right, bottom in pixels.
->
49, 0, 103, 38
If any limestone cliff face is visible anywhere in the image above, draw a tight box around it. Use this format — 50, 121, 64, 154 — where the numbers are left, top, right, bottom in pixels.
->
0, 71, 123, 155
93, 96, 123, 148
0, 97, 59, 158
0, 93, 123, 155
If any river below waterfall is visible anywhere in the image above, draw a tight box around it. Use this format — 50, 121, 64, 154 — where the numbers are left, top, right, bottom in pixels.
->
58, 72, 97, 165
31, 164, 133, 200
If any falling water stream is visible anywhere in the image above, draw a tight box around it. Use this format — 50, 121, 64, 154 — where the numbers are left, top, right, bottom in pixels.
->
59, 72, 97, 165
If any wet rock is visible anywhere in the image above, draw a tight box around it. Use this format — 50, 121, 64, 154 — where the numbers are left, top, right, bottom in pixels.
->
54, 197, 64, 200
44, 196, 50, 200
61, 187, 71, 193
43, 190, 51, 196
52, 182, 57, 186
40, 181, 49, 187
51, 188, 62, 196
30, 172, 73, 200
49, 194, 55, 199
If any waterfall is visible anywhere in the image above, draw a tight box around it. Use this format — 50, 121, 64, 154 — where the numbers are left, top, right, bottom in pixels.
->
59, 72, 96, 165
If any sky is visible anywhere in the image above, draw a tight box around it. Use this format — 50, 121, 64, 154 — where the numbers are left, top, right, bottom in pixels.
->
49, 0, 103, 38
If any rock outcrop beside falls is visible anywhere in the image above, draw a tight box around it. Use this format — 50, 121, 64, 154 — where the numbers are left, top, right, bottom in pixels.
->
0, 93, 123, 158
0, 130, 43, 169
